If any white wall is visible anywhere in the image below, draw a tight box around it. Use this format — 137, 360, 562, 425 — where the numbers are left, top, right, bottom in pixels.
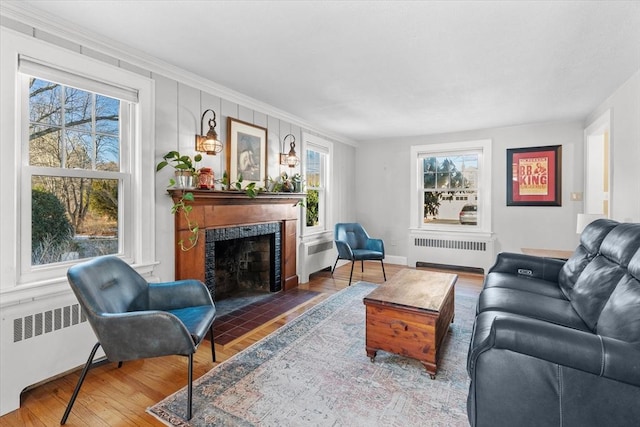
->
585, 70, 640, 223
355, 120, 586, 259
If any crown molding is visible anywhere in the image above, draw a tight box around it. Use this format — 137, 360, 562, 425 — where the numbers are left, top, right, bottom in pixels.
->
0, 2, 358, 147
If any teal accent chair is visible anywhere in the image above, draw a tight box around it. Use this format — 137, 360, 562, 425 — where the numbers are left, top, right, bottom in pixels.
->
61, 256, 216, 423
332, 223, 386, 286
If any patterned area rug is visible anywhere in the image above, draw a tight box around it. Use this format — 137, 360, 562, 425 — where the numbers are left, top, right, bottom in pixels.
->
148, 282, 477, 426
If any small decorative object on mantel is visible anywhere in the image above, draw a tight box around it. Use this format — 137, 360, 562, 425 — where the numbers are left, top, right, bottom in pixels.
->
506, 145, 562, 206
156, 150, 202, 189
267, 172, 304, 193
198, 167, 215, 189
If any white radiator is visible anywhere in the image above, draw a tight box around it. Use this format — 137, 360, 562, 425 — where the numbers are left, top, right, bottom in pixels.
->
408, 230, 495, 273
1, 294, 101, 415
298, 234, 335, 283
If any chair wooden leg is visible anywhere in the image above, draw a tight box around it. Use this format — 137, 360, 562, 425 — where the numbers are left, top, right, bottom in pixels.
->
380, 260, 387, 281
348, 261, 355, 286
187, 353, 193, 420
61, 342, 101, 425
209, 324, 216, 362
361, 260, 364, 272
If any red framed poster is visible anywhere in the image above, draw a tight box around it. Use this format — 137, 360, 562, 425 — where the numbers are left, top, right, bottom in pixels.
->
507, 145, 562, 206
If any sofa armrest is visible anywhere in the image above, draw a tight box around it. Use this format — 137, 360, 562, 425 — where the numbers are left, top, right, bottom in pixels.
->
488, 252, 565, 283
470, 316, 640, 387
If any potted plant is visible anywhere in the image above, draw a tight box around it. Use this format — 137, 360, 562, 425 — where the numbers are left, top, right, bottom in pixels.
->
156, 151, 203, 251
156, 150, 202, 188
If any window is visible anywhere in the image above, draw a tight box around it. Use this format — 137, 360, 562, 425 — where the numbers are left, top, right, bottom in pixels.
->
26, 77, 125, 266
303, 133, 332, 234
422, 152, 479, 225
410, 140, 491, 233
1, 28, 155, 296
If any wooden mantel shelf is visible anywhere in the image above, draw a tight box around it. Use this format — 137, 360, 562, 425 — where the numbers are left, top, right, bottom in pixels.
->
168, 189, 304, 292
167, 189, 307, 204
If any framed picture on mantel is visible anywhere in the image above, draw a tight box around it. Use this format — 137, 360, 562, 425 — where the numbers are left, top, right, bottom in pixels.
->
507, 145, 562, 206
226, 118, 267, 187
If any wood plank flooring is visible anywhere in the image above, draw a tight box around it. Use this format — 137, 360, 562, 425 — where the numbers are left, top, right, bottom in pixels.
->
0, 262, 483, 426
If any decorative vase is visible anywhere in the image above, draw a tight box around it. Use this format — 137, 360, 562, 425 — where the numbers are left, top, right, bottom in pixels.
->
198, 168, 215, 189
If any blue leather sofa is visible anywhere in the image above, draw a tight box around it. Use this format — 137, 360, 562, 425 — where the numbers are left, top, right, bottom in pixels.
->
467, 219, 640, 427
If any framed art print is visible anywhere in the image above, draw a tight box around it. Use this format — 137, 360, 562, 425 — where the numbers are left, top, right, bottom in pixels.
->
507, 145, 562, 206
226, 118, 267, 186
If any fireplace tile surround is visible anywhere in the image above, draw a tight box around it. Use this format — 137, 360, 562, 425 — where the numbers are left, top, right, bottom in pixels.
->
169, 190, 304, 295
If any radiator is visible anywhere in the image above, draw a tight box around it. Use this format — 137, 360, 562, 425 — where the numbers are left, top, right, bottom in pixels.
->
13, 303, 87, 343
298, 236, 335, 283
408, 231, 495, 273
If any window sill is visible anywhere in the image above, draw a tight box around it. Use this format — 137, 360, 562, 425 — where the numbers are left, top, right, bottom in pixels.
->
1, 260, 158, 309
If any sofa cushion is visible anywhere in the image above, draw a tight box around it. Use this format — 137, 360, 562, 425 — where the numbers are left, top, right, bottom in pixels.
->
558, 219, 618, 296
597, 248, 640, 345
569, 223, 640, 330
477, 287, 589, 331
483, 272, 566, 299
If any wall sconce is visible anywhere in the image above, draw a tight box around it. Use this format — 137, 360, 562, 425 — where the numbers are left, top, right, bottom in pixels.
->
279, 134, 299, 168
195, 109, 223, 155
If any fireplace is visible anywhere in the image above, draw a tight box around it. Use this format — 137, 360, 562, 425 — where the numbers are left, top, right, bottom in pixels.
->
169, 190, 303, 293
205, 222, 281, 300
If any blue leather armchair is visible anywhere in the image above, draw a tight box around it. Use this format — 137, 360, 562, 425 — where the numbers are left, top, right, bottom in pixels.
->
61, 256, 216, 423
332, 223, 386, 286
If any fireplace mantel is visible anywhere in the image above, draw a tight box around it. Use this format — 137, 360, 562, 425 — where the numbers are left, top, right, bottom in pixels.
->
168, 189, 305, 291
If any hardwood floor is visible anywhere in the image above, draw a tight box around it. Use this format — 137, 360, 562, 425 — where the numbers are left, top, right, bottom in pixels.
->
0, 262, 483, 426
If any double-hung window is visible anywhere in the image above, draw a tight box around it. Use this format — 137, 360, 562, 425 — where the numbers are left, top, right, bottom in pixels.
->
303, 133, 332, 234
410, 140, 492, 233
1, 28, 155, 295
24, 74, 127, 266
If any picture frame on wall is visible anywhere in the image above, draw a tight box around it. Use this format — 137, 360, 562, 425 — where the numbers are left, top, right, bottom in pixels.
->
226, 118, 267, 187
506, 145, 562, 206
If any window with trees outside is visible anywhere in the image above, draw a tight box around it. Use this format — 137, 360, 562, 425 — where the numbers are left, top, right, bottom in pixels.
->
305, 147, 326, 229
422, 153, 479, 225
25, 76, 126, 266
303, 133, 331, 234
411, 140, 491, 232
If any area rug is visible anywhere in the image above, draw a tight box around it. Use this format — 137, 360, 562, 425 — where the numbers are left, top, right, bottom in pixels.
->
148, 282, 477, 426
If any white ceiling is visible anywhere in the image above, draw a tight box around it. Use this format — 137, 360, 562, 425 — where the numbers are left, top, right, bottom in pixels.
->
12, 0, 640, 142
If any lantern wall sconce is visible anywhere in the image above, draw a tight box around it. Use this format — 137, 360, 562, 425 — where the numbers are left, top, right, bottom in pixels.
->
280, 133, 300, 168
195, 109, 223, 155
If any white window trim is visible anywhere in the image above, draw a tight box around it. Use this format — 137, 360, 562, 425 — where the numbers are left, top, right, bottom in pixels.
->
301, 132, 333, 239
409, 139, 492, 234
0, 28, 156, 306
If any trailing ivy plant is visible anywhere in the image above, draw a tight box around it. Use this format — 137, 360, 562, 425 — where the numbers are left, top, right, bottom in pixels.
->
156, 151, 203, 251
171, 191, 199, 251
221, 171, 260, 198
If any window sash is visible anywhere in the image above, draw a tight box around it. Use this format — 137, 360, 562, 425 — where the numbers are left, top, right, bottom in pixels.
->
20, 73, 131, 275
411, 141, 491, 233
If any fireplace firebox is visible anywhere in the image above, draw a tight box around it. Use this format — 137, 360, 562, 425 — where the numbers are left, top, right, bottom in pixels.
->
205, 222, 281, 300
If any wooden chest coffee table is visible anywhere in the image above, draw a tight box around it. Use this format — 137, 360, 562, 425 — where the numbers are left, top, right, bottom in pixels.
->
363, 269, 457, 378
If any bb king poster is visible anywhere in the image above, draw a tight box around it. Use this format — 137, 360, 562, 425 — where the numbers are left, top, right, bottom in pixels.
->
507, 145, 562, 206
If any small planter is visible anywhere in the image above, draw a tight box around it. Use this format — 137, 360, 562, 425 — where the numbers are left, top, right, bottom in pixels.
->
174, 170, 195, 189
